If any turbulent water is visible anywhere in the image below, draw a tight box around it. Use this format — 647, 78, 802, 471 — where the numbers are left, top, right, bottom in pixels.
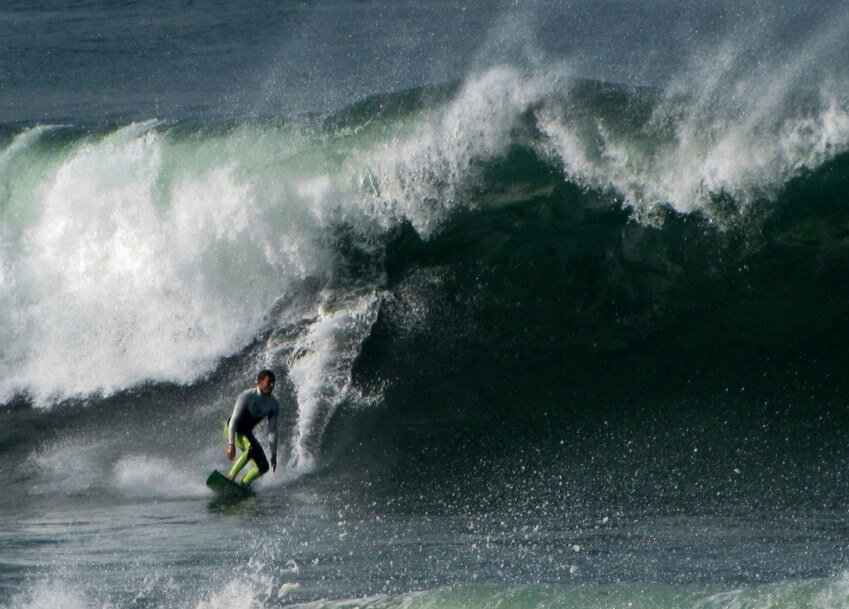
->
3, 2, 849, 608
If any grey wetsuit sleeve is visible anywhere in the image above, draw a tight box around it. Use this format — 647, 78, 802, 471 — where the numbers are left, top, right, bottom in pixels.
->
267, 406, 278, 457
228, 391, 251, 444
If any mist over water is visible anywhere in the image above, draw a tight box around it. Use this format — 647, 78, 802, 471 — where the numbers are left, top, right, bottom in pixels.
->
3, 2, 849, 608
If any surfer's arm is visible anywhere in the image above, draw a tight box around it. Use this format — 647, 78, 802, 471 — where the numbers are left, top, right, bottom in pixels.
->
267, 409, 278, 460
266, 405, 279, 471
228, 392, 251, 444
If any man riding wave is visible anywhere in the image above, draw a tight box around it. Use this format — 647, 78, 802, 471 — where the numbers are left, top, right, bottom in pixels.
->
223, 369, 280, 486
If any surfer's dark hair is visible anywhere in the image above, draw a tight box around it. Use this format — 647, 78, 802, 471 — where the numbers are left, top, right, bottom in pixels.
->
257, 369, 275, 383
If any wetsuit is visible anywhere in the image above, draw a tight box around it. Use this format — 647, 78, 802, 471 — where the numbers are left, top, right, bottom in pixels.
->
226, 388, 280, 484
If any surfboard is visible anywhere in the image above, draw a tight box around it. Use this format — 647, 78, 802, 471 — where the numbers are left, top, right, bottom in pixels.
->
206, 469, 254, 498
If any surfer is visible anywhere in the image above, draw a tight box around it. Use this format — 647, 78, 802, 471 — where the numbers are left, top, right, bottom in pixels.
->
224, 369, 280, 486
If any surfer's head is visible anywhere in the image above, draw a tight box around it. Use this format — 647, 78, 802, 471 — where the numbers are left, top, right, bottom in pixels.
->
257, 369, 276, 394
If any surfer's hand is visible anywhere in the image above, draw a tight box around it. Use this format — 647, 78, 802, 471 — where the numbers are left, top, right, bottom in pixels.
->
226, 443, 235, 461
270, 455, 277, 472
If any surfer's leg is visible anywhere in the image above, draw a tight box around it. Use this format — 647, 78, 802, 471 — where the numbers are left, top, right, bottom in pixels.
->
227, 434, 253, 480
241, 465, 261, 485
241, 433, 270, 486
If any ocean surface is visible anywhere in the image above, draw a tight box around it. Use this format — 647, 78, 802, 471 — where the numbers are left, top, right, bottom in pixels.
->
3, 1, 849, 608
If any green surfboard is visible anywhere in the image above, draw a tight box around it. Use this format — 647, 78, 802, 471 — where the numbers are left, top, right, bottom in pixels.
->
206, 469, 254, 498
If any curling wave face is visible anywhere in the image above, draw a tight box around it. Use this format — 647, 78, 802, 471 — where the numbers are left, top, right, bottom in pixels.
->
1, 57, 849, 475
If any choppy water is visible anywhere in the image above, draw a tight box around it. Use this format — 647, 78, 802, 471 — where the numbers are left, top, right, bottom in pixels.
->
3, 2, 849, 608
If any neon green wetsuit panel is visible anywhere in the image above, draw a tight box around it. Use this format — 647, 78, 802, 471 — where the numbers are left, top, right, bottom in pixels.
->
222, 420, 254, 482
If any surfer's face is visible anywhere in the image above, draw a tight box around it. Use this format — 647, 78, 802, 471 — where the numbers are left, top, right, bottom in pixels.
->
258, 376, 275, 395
